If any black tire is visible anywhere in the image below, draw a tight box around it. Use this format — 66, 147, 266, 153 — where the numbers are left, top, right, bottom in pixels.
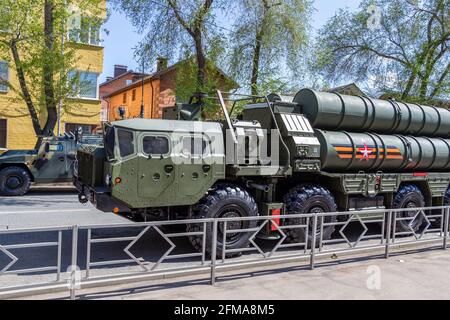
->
187, 184, 258, 258
283, 185, 337, 246
393, 185, 425, 233
0, 166, 32, 196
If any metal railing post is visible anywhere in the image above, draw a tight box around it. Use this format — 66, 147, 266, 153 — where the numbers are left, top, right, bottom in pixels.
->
210, 220, 218, 286
86, 229, 91, 279
70, 225, 79, 300
310, 213, 318, 270
385, 211, 392, 259
444, 208, 449, 250
56, 230, 62, 282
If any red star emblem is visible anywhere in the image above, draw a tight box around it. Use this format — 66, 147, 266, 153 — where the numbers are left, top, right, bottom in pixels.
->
358, 143, 373, 161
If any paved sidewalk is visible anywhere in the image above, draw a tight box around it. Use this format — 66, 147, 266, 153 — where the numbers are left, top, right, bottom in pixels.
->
20, 249, 450, 300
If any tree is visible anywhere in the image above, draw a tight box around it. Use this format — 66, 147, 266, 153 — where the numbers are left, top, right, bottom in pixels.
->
228, 0, 312, 95
115, 0, 228, 93
0, 0, 103, 147
313, 0, 449, 103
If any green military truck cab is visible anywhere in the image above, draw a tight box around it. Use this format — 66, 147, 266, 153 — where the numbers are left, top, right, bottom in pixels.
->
107, 119, 225, 208
0, 134, 102, 196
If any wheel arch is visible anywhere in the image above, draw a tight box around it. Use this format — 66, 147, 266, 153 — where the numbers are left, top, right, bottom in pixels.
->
0, 163, 35, 182
398, 182, 430, 206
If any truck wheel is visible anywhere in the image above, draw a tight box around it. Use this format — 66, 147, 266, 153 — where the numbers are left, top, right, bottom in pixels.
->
393, 185, 425, 233
187, 184, 258, 258
0, 166, 32, 196
283, 185, 337, 246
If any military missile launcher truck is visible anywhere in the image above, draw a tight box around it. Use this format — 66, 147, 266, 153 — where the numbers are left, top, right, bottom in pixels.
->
74, 89, 450, 254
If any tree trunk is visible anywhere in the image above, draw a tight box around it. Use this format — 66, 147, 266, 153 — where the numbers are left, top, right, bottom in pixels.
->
42, 0, 58, 137
430, 61, 450, 99
250, 1, 271, 96
401, 68, 419, 100
194, 31, 207, 91
251, 34, 263, 96
10, 40, 43, 148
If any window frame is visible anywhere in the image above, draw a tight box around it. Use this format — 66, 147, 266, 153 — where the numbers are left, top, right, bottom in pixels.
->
141, 134, 171, 157
0, 61, 9, 93
68, 70, 99, 100
116, 129, 135, 159
65, 123, 96, 134
67, 14, 102, 46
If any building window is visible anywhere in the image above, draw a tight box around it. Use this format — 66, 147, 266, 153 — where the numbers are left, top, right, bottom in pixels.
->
0, 61, 8, 93
126, 79, 132, 86
68, 70, 99, 99
0, 119, 6, 149
68, 14, 101, 46
65, 123, 96, 134
132, 89, 136, 101
123, 92, 127, 104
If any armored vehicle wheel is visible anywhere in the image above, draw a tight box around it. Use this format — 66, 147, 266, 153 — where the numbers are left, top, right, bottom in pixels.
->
283, 185, 337, 246
187, 184, 258, 258
393, 185, 425, 233
0, 166, 32, 196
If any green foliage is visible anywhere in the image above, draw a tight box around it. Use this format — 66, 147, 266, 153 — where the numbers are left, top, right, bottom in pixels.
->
115, 0, 231, 95
313, 0, 449, 102
228, 0, 312, 95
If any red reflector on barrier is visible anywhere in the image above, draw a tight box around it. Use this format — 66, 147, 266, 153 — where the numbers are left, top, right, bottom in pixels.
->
271, 208, 281, 231
413, 172, 428, 177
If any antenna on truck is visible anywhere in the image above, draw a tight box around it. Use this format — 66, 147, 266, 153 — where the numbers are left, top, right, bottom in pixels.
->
217, 90, 238, 145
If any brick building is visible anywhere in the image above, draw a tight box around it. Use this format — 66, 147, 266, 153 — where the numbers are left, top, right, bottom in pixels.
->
99, 65, 147, 122
105, 58, 238, 121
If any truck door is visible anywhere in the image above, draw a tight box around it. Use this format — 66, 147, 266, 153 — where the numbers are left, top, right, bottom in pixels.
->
176, 133, 217, 200
137, 133, 177, 204
35, 141, 68, 181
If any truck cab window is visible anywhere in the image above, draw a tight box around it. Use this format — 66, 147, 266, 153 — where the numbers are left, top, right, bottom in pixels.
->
143, 136, 169, 155
104, 126, 115, 160
117, 129, 134, 157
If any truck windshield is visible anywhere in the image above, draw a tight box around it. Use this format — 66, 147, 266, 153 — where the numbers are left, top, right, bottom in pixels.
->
117, 129, 135, 157
104, 126, 115, 160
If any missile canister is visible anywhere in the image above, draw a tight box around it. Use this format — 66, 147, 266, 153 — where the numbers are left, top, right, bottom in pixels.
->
316, 130, 450, 172
294, 89, 450, 138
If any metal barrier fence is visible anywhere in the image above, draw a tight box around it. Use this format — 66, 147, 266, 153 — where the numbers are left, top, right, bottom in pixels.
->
0, 206, 449, 299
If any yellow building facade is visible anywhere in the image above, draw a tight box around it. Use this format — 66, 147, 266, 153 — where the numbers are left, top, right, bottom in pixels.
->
0, 2, 105, 150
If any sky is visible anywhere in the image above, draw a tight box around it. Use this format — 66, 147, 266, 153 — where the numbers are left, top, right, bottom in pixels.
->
100, 0, 362, 83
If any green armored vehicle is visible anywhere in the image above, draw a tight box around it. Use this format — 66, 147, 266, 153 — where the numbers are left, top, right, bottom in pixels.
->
0, 133, 102, 196
74, 90, 450, 254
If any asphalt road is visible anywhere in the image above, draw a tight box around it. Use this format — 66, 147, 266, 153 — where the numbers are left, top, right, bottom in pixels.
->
0, 187, 127, 229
